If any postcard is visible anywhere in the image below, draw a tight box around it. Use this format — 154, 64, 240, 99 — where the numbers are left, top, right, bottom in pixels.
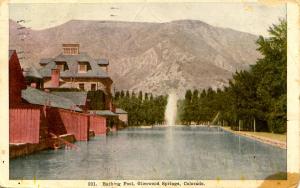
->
0, 0, 299, 187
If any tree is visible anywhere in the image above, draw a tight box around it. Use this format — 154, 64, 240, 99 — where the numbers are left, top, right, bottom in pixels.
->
125, 90, 130, 98
138, 91, 143, 101
120, 90, 125, 98
145, 93, 149, 101
113, 90, 168, 126
182, 90, 193, 124
252, 19, 287, 133
179, 19, 287, 133
115, 91, 120, 100
87, 90, 106, 110
131, 91, 136, 99
191, 90, 199, 123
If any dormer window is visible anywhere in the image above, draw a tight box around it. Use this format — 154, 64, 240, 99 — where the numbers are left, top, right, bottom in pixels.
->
56, 64, 64, 71
97, 58, 109, 73
79, 64, 87, 73
55, 61, 67, 71
78, 62, 90, 73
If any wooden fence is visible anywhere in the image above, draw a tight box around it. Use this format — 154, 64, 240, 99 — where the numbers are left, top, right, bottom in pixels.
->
10, 105, 107, 144
89, 115, 106, 135
9, 105, 41, 144
46, 108, 90, 141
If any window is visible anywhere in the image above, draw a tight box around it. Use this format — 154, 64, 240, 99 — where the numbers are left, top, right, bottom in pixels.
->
79, 83, 85, 90
78, 62, 87, 73
56, 62, 66, 71
91, 84, 96, 91
63, 44, 80, 54
56, 64, 64, 71
70, 48, 78, 55
64, 48, 71, 55
63, 47, 79, 55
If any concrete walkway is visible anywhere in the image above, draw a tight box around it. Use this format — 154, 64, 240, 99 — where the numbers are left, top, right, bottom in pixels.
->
221, 127, 287, 149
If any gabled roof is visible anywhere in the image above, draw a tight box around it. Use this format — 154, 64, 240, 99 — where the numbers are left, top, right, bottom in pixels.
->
97, 58, 109, 66
115, 108, 127, 114
23, 67, 42, 79
22, 87, 82, 112
38, 52, 111, 79
89, 110, 118, 116
51, 91, 87, 106
9, 50, 15, 59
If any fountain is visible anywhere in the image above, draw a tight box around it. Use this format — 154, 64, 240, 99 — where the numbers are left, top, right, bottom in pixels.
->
164, 92, 178, 126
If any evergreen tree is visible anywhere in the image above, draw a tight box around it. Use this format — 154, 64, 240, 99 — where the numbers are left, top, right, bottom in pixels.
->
252, 19, 287, 133
182, 90, 192, 124
131, 91, 136, 99
145, 93, 149, 101
138, 91, 143, 101
191, 90, 199, 123
115, 91, 120, 100
120, 90, 125, 98
113, 91, 168, 126
125, 90, 130, 98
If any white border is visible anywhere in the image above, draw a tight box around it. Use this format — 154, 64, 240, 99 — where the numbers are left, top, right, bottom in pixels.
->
0, 1, 299, 187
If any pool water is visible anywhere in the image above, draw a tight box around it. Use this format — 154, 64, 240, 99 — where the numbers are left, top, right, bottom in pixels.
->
10, 126, 286, 180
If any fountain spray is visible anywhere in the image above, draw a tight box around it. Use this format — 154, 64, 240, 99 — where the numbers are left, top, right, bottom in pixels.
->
164, 92, 178, 126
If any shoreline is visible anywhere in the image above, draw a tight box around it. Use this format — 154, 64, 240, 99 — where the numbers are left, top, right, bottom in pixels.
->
220, 127, 287, 149
124, 125, 286, 149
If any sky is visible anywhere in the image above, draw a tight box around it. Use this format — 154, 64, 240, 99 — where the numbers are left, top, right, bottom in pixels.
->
9, 2, 286, 36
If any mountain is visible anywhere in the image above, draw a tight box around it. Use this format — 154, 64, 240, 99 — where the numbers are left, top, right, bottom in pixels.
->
9, 19, 260, 97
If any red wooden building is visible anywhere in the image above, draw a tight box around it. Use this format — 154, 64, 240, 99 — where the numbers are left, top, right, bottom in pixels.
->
9, 50, 107, 147
9, 50, 43, 144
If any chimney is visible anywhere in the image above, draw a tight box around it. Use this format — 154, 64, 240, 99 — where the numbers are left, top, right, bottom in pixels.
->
62, 43, 80, 55
51, 69, 60, 88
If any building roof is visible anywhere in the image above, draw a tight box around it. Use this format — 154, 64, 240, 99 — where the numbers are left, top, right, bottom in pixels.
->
115, 108, 128, 114
89, 110, 118, 116
63, 43, 79, 47
38, 52, 111, 79
9, 50, 15, 59
23, 66, 43, 79
39, 58, 53, 65
22, 87, 82, 112
97, 58, 109, 66
51, 91, 87, 106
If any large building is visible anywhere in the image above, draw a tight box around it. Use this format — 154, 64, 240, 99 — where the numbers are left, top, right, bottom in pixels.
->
39, 44, 111, 91
38, 44, 113, 110
9, 48, 127, 156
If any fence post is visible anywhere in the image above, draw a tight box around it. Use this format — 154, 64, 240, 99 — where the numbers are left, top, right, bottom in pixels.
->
253, 118, 256, 132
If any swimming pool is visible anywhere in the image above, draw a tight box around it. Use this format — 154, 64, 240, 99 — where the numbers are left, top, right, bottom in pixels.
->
10, 126, 286, 180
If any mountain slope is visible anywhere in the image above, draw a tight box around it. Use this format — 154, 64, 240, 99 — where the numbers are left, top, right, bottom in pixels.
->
9, 19, 260, 97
